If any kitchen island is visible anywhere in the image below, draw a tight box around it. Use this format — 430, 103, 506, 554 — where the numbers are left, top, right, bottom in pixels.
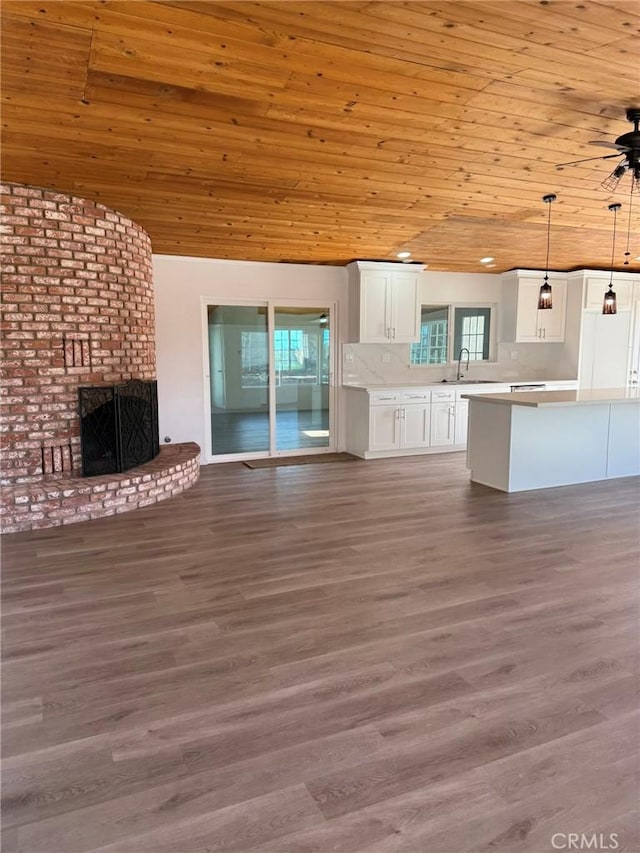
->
463, 388, 640, 492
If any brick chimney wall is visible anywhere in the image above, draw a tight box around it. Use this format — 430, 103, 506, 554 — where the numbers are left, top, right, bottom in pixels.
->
1, 183, 156, 484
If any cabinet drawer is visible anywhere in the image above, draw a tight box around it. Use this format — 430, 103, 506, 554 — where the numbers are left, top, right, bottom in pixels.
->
369, 392, 400, 405
401, 391, 430, 403
430, 389, 455, 402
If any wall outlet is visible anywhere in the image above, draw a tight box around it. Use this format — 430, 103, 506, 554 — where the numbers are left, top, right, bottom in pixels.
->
510, 351, 519, 361
382, 352, 391, 363
344, 351, 354, 362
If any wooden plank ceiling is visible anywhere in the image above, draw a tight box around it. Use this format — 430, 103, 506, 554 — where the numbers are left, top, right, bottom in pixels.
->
1, 0, 640, 272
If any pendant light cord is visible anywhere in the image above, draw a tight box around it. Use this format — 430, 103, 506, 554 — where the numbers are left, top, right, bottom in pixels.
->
624, 182, 633, 265
542, 193, 558, 284
544, 197, 552, 282
609, 203, 620, 287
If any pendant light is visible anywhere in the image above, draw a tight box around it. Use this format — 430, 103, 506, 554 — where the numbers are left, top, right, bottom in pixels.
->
538, 193, 557, 309
603, 202, 621, 315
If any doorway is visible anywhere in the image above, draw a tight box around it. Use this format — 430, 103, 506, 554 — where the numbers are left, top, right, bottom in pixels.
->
205, 302, 335, 460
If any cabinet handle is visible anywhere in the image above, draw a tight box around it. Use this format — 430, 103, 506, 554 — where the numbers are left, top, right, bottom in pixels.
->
392, 327, 396, 339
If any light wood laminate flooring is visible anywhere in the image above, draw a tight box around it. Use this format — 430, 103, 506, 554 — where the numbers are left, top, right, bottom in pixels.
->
2, 454, 639, 852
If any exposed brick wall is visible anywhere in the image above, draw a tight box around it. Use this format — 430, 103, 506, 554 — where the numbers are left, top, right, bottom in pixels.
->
1, 182, 155, 484
1, 443, 201, 534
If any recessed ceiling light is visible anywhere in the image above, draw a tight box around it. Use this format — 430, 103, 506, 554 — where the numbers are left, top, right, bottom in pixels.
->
480, 257, 494, 264
396, 251, 412, 259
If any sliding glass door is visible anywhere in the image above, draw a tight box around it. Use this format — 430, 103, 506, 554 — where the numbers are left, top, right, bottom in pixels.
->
208, 305, 269, 456
206, 302, 333, 459
273, 307, 330, 451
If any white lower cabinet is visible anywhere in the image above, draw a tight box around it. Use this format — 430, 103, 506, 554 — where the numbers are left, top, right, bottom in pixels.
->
369, 400, 431, 452
402, 403, 431, 448
346, 386, 462, 458
370, 405, 401, 451
430, 397, 456, 446
454, 400, 469, 445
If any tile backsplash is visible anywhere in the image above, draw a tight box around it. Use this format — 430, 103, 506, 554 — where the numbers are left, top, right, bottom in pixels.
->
342, 341, 573, 386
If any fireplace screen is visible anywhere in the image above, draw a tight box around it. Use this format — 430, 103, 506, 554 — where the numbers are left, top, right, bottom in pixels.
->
78, 380, 159, 477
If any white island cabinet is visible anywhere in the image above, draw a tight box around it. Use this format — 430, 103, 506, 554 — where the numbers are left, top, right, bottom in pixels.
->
464, 388, 640, 492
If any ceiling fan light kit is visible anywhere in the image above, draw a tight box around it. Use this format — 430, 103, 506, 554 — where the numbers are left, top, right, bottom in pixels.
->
538, 193, 557, 310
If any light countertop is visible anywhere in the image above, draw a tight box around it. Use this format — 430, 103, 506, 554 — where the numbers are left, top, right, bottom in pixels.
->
343, 379, 577, 392
462, 388, 640, 407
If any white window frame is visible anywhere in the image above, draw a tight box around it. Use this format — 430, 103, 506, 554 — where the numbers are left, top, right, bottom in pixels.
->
410, 302, 498, 366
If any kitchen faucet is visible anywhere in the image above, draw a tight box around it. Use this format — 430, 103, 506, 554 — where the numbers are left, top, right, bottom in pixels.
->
457, 347, 470, 380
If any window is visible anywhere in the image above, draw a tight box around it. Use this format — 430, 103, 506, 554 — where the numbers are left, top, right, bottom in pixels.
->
410, 304, 493, 365
410, 306, 449, 365
453, 308, 491, 361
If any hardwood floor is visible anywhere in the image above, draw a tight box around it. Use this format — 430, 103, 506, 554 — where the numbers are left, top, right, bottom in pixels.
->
1, 453, 639, 853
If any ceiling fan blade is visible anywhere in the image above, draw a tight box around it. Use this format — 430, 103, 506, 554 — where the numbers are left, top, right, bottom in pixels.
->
588, 140, 629, 150
555, 153, 624, 168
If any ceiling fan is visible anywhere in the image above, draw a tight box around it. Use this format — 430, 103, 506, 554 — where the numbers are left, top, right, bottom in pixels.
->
555, 107, 640, 192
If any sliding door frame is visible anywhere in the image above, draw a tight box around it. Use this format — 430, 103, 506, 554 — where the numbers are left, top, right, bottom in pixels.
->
201, 297, 338, 464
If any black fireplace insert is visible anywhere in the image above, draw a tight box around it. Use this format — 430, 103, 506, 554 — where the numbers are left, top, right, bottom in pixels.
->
78, 379, 159, 477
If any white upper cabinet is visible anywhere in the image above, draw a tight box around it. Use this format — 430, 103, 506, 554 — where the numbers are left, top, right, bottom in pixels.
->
501, 271, 567, 343
584, 275, 636, 311
348, 261, 422, 343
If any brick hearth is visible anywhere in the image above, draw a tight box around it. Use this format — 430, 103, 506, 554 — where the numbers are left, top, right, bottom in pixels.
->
1, 183, 200, 532
1, 442, 201, 534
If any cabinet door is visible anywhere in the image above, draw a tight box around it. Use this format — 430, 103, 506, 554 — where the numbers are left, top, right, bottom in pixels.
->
402, 404, 431, 448
539, 281, 567, 341
454, 400, 469, 445
516, 278, 566, 342
581, 311, 633, 389
585, 278, 634, 311
360, 272, 391, 342
389, 271, 420, 342
430, 401, 455, 446
370, 405, 400, 450
515, 280, 542, 342
629, 301, 640, 387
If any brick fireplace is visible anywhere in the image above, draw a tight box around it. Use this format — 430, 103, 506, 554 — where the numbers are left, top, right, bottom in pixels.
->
1, 182, 200, 533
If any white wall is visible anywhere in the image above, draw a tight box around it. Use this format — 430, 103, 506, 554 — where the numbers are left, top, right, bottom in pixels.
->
153, 255, 347, 459
343, 270, 569, 386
